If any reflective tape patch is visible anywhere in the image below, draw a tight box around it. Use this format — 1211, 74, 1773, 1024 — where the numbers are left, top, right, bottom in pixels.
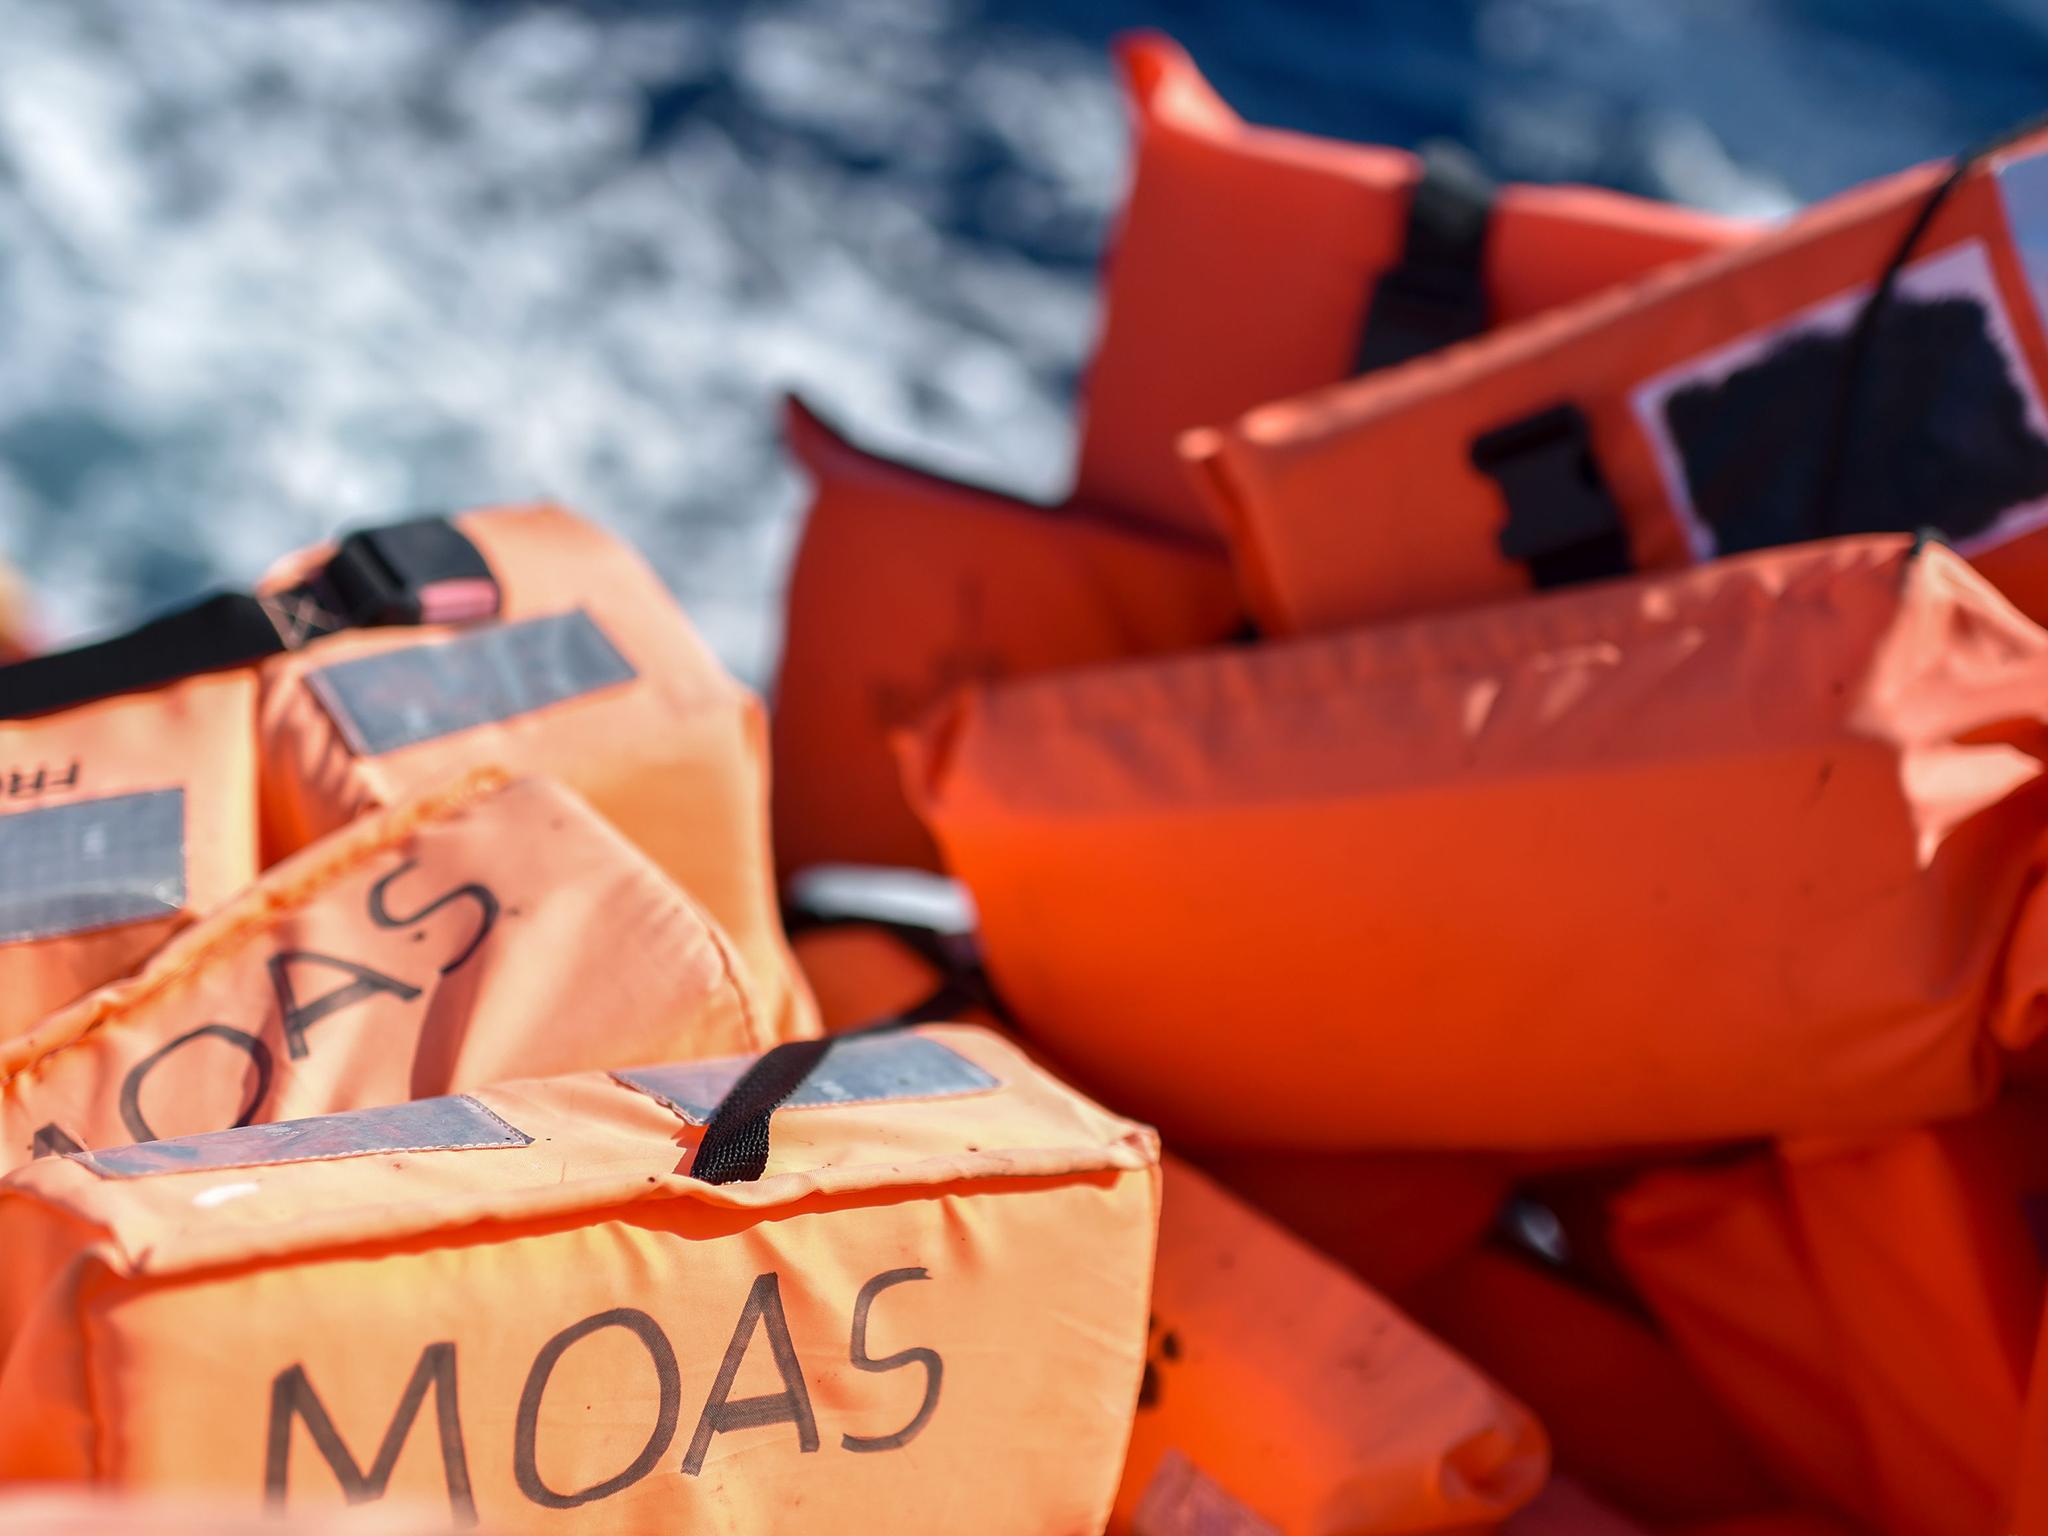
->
0, 788, 186, 944
77, 1095, 531, 1178
616, 1033, 999, 1126
307, 610, 636, 756
1132, 1450, 1281, 1536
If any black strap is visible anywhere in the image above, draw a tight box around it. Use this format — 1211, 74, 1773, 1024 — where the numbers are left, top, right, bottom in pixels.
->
695, 916, 1003, 1186
1471, 403, 1632, 589
0, 516, 497, 721
1356, 146, 1497, 373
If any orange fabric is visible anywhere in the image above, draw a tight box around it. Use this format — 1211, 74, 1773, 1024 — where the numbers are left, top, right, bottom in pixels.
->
1613, 1121, 2041, 1536
257, 504, 812, 1043
791, 924, 961, 1034
1194, 1149, 1507, 1299
0, 1491, 470, 1533
0, 1025, 1159, 1533
1117, 1158, 1546, 1536
1074, 33, 1749, 539
0, 771, 776, 1170
772, 398, 1239, 875
0, 672, 259, 1043
2017, 1300, 2048, 1535
1186, 129, 2048, 636
1610, 1159, 1882, 1526
905, 536, 2048, 1150
1407, 1250, 1784, 1528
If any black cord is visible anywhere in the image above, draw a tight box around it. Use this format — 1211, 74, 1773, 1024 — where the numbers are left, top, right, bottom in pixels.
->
1816, 110, 2048, 538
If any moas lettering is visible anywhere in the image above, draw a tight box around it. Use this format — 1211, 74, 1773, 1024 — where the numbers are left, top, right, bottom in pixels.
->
265, 1268, 942, 1525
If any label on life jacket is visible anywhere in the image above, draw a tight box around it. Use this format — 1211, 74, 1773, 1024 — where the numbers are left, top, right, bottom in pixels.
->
1630, 238, 2048, 560
0, 789, 186, 945
77, 1095, 534, 1178
0, 672, 259, 1044
306, 610, 636, 757
617, 1035, 997, 1124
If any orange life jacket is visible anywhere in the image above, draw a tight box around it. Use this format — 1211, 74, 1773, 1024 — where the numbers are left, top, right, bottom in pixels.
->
253, 505, 811, 1042
0, 770, 781, 1170
904, 535, 2048, 1150
1406, 1249, 1786, 1528
0, 1025, 1158, 1533
0, 672, 259, 1042
1118, 1158, 1546, 1536
1612, 1114, 2044, 1536
772, 399, 1239, 876
1074, 33, 1750, 541
1185, 124, 2048, 635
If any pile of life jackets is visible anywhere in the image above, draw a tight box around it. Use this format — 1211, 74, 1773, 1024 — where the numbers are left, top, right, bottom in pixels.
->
5, 29, 2048, 1536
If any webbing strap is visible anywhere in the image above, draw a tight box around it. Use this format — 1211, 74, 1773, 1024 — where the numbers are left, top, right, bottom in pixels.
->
1471, 403, 1633, 589
694, 907, 1001, 1185
1355, 147, 1497, 373
0, 516, 498, 720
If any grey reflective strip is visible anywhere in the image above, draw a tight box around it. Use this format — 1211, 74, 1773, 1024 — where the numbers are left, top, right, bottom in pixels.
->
617, 1034, 999, 1126
307, 610, 636, 757
77, 1095, 531, 1178
0, 789, 187, 945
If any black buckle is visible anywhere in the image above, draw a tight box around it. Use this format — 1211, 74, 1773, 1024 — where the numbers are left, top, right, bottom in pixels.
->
322, 516, 499, 628
1356, 147, 1496, 373
1471, 404, 1633, 589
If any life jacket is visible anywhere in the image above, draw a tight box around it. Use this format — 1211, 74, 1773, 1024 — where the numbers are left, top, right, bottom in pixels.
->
1072, 33, 1751, 541
1185, 124, 2048, 637
904, 535, 2048, 1150
0, 1025, 1158, 1533
785, 905, 1545, 1532
251, 505, 812, 1042
0, 770, 782, 1170
1405, 1249, 1786, 1528
0, 672, 259, 1042
1118, 1158, 1546, 1536
1611, 1115, 2044, 1536
772, 398, 1239, 876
